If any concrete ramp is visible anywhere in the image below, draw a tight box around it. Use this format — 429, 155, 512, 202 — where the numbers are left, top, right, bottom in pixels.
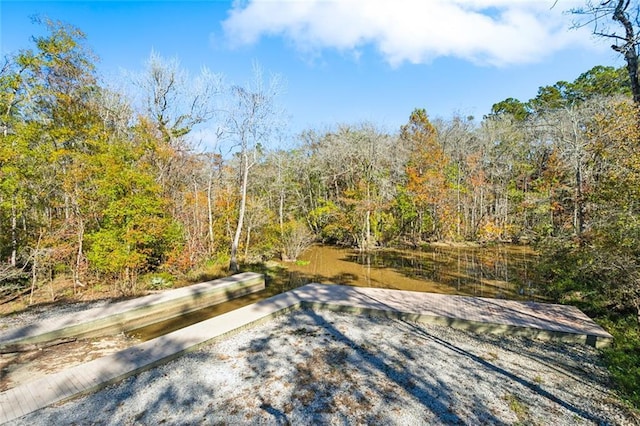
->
0, 272, 265, 351
0, 283, 612, 424
294, 284, 613, 348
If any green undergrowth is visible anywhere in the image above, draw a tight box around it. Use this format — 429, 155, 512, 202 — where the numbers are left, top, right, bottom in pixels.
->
564, 294, 640, 409
596, 313, 640, 409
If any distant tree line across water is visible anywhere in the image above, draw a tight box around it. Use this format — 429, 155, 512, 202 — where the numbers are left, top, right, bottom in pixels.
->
0, 18, 639, 324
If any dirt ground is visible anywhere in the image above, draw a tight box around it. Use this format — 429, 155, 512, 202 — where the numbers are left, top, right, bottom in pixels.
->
0, 281, 142, 392
0, 332, 140, 392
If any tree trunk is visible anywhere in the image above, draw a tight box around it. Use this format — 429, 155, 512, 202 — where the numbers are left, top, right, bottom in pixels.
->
365, 181, 372, 250
456, 164, 461, 238
74, 218, 85, 293
29, 250, 38, 305
279, 190, 284, 235
365, 209, 371, 250
193, 179, 200, 239
207, 170, 214, 251
244, 224, 252, 260
574, 164, 584, 237
230, 152, 249, 273
611, 0, 640, 105
10, 196, 17, 267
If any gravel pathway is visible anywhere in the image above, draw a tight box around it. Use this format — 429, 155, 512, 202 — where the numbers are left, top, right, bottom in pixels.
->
9, 308, 639, 425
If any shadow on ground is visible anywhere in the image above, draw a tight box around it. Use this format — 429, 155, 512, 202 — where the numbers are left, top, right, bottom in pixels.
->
11, 308, 638, 425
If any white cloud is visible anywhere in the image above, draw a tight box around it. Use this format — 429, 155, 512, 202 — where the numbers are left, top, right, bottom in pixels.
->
221, 0, 596, 67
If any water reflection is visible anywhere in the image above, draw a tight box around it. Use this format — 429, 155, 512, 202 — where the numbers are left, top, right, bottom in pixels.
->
286, 244, 540, 301
130, 244, 540, 341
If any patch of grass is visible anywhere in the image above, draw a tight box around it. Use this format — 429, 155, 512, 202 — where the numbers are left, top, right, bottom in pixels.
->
536, 252, 640, 412
597, 313, 640, 409
185, 261, 228, 284
90, 283, 104, 293
504, 393, 529, 422
294, 259, 310, 266
143, 272, 175, 290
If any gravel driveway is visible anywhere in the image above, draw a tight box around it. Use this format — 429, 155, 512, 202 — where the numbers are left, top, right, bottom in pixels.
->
9, 307, 639, 425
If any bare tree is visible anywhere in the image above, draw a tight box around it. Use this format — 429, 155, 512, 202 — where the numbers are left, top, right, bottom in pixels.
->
435, 114, 478, 239
221, 65, 285, 272
132, 51, 223, 144
570, 1, 640, 104
537, 104, 590, 236
128, 51, 224, 258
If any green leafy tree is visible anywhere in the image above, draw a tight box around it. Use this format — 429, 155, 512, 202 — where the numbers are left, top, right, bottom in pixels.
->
86, 133, 182, 294
572, 65, 631, 100
0, 18, 104, 293
0, 58, 33, 268
488, 97, 530, 121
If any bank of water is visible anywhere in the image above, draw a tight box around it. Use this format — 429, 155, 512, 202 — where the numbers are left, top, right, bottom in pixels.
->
130, 244, 540, 340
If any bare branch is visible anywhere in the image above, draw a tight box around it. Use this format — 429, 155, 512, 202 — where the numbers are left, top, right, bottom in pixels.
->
569, 0, 640, 105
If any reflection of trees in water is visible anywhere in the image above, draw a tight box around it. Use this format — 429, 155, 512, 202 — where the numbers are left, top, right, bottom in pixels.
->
300, 245, 540, 301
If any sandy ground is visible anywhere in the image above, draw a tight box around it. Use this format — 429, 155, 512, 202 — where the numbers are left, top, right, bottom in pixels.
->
6, 308, 639, 425
0, 300, 140, 392
0, 333, 138, 392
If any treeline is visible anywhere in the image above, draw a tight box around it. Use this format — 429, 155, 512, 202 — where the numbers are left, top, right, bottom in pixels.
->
1, 19, 640, 319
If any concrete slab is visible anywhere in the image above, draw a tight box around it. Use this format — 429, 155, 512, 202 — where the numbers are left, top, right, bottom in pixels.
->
0, 283, 612, 424
294, 284, 613, 348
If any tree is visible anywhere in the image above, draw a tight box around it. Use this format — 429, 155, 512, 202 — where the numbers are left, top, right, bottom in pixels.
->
132, 51, 222, 145
537, 97, 640, 323
0, 57, 31, 268
401, 109, 453, 241
476, 113, 533, 241
488, 97, 530, 121
571, 1, 640, 105
342, 125, 399, 250
85, 132, 182, 294
251, 149, 316, 260
1, 17, 104, 292
297, 124, 402, 249
535, 103, 594, 237
572, 65, 631, 99
529, 81, 577, 113
126, 52, 225, 272
435, 114, 478, 239
524, 67, 631, 239
587, 99, 640, 319
222, 65, 285, 272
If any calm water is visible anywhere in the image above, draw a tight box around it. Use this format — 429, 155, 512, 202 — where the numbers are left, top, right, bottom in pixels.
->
285, 244, 540, 299
130, 244, 541, 340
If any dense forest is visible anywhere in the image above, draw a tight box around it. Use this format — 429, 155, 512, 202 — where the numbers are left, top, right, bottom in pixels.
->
1, 15, 640, 406
0, 18, 637, 306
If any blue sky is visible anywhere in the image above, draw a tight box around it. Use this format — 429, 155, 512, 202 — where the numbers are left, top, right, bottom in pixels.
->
0, 0, 624, 138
